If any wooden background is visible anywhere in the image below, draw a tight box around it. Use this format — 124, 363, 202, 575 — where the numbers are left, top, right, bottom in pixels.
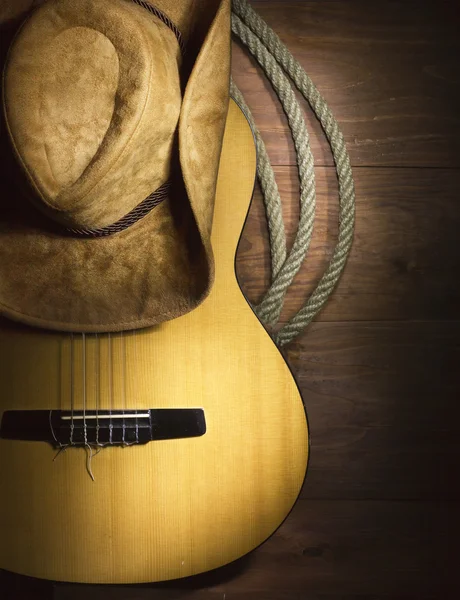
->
1, 0, 460, 598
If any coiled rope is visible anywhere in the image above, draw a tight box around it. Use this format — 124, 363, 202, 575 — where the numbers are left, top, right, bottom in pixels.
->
231, 0, 356, 346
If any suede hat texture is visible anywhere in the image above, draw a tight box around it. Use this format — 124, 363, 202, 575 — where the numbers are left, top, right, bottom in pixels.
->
0, 0, 231, 332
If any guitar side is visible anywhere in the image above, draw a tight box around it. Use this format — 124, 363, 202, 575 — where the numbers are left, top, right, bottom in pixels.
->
0, 100, 309, 583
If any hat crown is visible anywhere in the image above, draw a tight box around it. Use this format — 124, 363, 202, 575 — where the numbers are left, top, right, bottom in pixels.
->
4, 0, 182, 230
32, 25, 119, 195
0, 0, 231, 333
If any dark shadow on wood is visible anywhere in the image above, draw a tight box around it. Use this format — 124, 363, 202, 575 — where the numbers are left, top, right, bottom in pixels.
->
1, 554, 252, 599
0, 569, 55, 600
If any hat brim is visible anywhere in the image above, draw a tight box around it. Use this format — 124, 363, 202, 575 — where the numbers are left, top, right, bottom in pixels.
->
0, 0, 231, 332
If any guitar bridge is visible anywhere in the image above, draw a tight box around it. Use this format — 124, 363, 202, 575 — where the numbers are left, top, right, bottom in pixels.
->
0, 409, 206, 447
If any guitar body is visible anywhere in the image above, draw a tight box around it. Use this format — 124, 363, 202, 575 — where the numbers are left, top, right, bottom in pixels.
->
0, 101, 308, 584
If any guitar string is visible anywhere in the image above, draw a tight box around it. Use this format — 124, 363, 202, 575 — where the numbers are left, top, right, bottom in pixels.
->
50, 338, 65, 455
108, 332, 113, 445
82, 332, 95, 480
96, 332, 100, 446
70, 332, 74, 446
50, 337, 62, 449
94, 333, 103, 455
123, 330, 137, 446
82, 332, 87, 446
65, 329, 139, 454
59, 335, 62, 414
134, 331, 139, 444
121, 330, 126, 445
89, 333, 98, 478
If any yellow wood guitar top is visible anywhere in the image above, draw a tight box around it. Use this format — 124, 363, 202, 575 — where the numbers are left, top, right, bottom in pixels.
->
0, 100, 309, 583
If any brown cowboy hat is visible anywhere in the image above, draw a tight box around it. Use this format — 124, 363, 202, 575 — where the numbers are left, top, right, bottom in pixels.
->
0, 0, 230, 332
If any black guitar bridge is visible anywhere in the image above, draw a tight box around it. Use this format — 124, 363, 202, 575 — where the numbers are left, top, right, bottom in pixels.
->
0, 409, 206, 447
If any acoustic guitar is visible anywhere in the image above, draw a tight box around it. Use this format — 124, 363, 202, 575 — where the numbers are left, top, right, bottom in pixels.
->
0, 100, 309, 583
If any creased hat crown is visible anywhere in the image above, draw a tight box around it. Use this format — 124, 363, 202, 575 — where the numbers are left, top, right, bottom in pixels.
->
4, 0, 182, 231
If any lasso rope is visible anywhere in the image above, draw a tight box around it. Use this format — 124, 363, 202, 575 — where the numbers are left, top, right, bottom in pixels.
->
231, 0, 356, 346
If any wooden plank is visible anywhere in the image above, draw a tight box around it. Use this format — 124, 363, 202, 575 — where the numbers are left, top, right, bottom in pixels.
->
232, 1, 460, 167
236, 166, 460, 323
49, 500, 458, 599
0, 570, 54, 600
287, 321, 460, 500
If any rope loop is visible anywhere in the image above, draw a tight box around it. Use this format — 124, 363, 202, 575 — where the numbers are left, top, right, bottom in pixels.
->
231, 0, 356, 346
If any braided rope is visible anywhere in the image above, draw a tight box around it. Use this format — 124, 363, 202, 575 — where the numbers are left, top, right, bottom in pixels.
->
67, 181, 171, 238
232, 13, 317, 327
231, 0, 356, 346
229, 81, 287, 282
131, 0, 185, 54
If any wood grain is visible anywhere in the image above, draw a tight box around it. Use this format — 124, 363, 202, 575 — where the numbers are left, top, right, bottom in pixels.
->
232, 1, 460, 167
287, 321, 460, 501
236, 166, 460, 323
